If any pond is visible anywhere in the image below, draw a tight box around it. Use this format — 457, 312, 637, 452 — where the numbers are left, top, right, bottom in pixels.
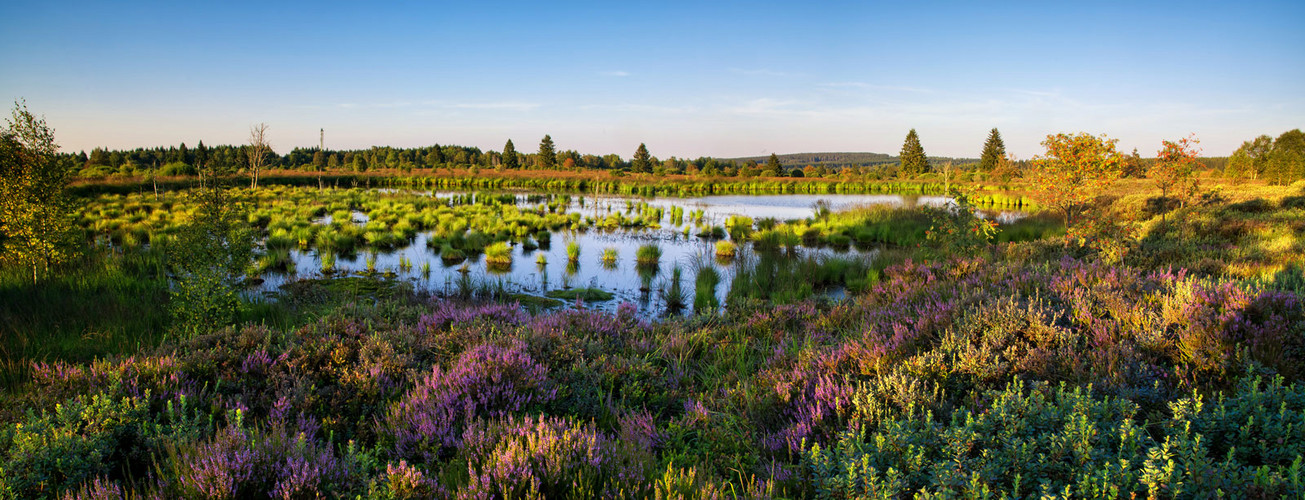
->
255, 191, 1023, 317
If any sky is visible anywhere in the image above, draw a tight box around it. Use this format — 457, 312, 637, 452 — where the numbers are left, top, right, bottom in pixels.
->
1, 0, 1302, 160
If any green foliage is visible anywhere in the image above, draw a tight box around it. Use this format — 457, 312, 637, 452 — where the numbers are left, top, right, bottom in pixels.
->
0, 392, 208, 499
897, 128, 930, 177
537, 134, 556, 170
805, 377, 1305, 498
693, 265, 720, 312
166, 184, 254, 337
923, 188, 998, 256
0, 101, 80, 284
566, 239, 581, 262
635, 243, 662, 266
979, 127, 1006, 172
632, 143, 652, 174
500, 139, 518, 170
483, 241, 512, 266
601, 246, 619, 266
714, 240, 736, 258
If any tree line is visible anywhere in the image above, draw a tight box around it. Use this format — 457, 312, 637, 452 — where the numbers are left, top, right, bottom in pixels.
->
50, 122, 1305, 185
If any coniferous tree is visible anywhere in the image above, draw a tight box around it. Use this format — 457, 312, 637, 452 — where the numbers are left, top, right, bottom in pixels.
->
979, 128, 1006, 172
88, 147, 109, 166
537, 135, 556, 169
632, 143, 651, 173
898, 129, 929, 176
766, 153, 782, 175
195, 140, 208, 170
502, 139, 518, 169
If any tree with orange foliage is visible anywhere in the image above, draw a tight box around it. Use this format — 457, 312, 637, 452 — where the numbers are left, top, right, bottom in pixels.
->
1152, 135, 1201, 205
1030, 132, 1123, 231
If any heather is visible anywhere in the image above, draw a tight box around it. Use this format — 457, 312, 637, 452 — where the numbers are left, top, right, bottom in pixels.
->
7, 127, 1305, 497
3, 249, 1304, 497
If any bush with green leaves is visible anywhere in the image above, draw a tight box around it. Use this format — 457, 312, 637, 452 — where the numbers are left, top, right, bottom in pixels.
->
165, 184, 253, 337
0, 391, 208, 498
804, 376, 1305, 498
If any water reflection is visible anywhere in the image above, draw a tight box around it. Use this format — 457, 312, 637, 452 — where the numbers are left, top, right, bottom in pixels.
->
257, 191, 1024, 317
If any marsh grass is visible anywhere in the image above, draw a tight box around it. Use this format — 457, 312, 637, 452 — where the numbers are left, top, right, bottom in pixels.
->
566, 240, 581, 262
728, 250, 874, 305
439, 244, 466, 264
693, 263, 722, 313
484, 241, 513, 265
601, 247, 619, 268
0, 249, 171, 387
715, 240, 737, 259
636, 243, 662, 266
661, 265, 686, 313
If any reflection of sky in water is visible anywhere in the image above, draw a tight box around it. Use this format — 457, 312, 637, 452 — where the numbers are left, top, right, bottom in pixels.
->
255, 191, 1025, 318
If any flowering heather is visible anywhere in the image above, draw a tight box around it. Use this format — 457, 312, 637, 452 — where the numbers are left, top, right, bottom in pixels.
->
378, 460, 446, 499
382, 339, 555, 462
6, 247, 1305, 497
59, 477, 123, 500
458, 415, 651, 499
417, 301, 530, 335
1165, 280, 1304, 382
171, 424, 354, 499
762, 349, 858, 454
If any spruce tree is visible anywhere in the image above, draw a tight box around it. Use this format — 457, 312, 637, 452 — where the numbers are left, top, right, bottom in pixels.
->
502, 139, 518, 169
537, 135, 556, 169
195, 140, 207, 170
767, 153, 782, 174
979, 128, 1006, 172
632, 143, 651, 173
899, 129, 929, 176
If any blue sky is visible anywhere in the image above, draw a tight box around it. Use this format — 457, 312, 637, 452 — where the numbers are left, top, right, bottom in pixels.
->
1, 1, 1301, 159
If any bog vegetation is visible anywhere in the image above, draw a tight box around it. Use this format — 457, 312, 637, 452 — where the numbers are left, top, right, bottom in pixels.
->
2, 102, 1304, 498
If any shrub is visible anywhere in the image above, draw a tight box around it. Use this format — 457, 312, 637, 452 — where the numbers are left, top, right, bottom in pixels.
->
0, 393, 207, 499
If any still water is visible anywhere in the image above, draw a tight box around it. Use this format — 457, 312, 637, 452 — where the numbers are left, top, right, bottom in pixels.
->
255, 192, 1023, 317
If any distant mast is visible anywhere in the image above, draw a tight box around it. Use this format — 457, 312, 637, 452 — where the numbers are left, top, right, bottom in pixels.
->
318, 128, 324, 189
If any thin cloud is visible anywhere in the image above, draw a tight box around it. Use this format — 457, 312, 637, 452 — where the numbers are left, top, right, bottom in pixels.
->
727, 98, 804, 115
819, 82, 933, 93
449, 101, 541, 111
729, 68, 797, 78
579, 103, 696, 114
